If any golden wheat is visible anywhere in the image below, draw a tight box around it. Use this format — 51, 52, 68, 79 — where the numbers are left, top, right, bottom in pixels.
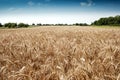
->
0, 26, 120, 80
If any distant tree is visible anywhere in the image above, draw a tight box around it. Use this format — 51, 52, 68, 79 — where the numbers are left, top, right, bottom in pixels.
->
11, 23, 17, 28
4, 23, 10, 27
0, 23, 2, 27
64, 24, 68, 26
74, 23, 88, 26
32, 23, 35, 26
4, 23, 17, 28
37, 23, 42, 26
18, 23, 29, 28
107, 17, 114, 25
75, 23, 79, 26
24, 23, 29, 27
92, 15, 120, 26
84, 23, 88, 26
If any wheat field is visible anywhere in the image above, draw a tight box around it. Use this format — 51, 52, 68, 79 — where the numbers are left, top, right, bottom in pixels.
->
0, 26, 120, 80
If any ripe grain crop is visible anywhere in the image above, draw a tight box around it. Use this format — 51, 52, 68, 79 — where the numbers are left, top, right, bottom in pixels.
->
0, 26, 120, 80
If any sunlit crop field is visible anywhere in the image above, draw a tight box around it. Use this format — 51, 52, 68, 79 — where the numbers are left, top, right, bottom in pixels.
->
0, 26, 120, 80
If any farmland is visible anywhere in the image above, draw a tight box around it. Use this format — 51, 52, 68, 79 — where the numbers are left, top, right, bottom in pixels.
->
0, 26, 120, 80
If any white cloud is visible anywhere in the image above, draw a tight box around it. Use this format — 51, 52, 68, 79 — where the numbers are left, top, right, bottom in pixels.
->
80, 0, 94, 6
28, 1, 35, 6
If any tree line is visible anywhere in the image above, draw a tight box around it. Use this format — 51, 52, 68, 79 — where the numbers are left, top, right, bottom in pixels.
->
36, 23, 89, 26
0, 23, 89, 28
92, 15, 120, 26
0, 23, 29, 28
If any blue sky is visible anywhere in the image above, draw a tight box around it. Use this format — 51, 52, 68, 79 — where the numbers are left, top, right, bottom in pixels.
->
0, 0, 120, 24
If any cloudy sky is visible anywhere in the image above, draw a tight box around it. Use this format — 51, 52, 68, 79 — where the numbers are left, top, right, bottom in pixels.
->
0, 0, 120, 24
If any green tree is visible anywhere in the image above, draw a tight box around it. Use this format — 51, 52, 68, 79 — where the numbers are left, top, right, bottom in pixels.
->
37, 23, 42, 26
114, 15, 120, 25
0, 23, 2, 27
4, 23, 17, 28
74, 23, 88, 26
32, 23, 35, 26
11, 23, 17, 28
4, 23, 10, 28
18, 23, 29, 28
92, 15, 120, 26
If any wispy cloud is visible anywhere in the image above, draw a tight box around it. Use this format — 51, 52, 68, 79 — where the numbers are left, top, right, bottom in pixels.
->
38, 3, 43, 6
8, 7, 16, 11
27, 1, 49, 6
28, 1, 35, 6
80, 2, 88, 6
45, 0, 51, 2
80, 0, 95, 6
7, 7, 23, 14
